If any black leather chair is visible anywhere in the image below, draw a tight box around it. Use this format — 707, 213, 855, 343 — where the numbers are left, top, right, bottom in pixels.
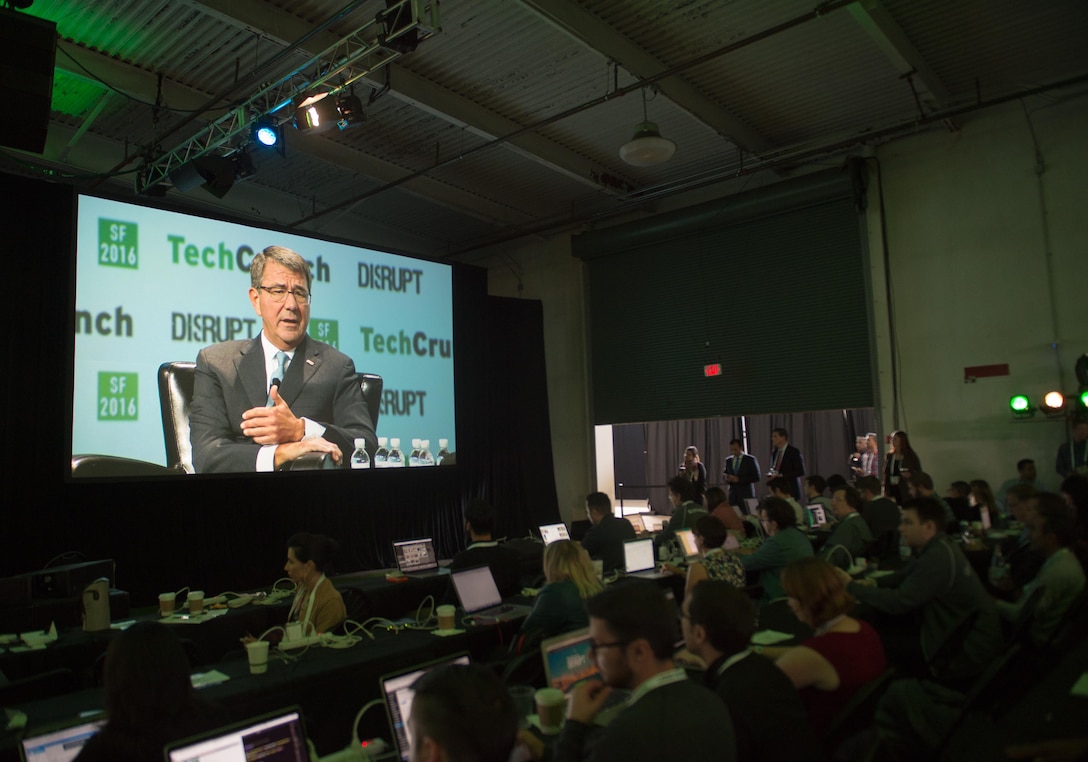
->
157, 361, 383, 474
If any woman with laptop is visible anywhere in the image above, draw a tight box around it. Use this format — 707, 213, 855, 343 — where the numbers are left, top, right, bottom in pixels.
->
665, 515, 745, 598
758, 557, 886, 744
520, 541, 602, 638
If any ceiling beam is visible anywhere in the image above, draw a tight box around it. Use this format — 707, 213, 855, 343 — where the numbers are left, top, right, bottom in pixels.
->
51, 43, 534, 227
192, 0, 622, 192
516, 0, 777, 156
848, 0, 951, 108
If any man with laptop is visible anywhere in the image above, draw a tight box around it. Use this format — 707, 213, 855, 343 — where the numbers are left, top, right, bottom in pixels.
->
554, 583, 736, 762
581, 492, 636, 573
819, 485, 873, 571
450, 499, 523, 598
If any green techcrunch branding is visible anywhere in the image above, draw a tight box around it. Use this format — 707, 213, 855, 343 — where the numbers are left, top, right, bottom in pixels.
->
97, 372, 138, 421
99, 219, 138, 269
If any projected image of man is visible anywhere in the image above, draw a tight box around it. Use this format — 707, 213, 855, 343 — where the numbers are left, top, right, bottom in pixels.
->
189, 246, 376, 472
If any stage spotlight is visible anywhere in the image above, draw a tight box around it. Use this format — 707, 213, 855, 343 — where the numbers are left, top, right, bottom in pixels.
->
1009, 394, 1033, 418
293, 89, 366, 134
1078, 390, 1088, 410
252, 119, 281, 148
1042, 391, 1065, 416
168, 153, 254, 199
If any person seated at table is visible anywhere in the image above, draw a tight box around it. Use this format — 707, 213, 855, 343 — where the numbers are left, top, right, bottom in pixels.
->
906, 472, 958, 532
740, 497, 814, 604
994, 492, 1085, 646
74, 622, 216, 762
759, 557, 886, 743
682, 580, 821, 762
820, 485, 873, 571
856, 475, 901, 559
995, 483, 1045, 590
769, 476, 805, 526
409, 663, 518, 762
803, 475, 834, 524
450, 499, 523, 598
706, 486, 745, 540
840, 497, 1004, 685
285, 532, 346, 634
664, 515, 745, 596
655, 476, 707, 552
521, 540, 602, 638
969, 479, 999, 528
996, 458, 1052, 516
581, 491, 636, 573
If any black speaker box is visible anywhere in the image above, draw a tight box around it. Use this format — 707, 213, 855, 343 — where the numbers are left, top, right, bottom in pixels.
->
0, 8, 57, 153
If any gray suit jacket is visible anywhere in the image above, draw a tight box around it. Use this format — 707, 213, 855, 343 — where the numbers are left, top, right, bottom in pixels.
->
189, 335, 376, 473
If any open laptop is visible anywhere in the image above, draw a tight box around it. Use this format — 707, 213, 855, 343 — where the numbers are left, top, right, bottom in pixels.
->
164, 708, 308, 762
381, 653, 471, 761
539, 523, 570, 545
449, 565, 532, 622
625, 514, 646, 533
742, 497, 760, 516
675, 529, 700, 561
540, 628, 629, 724
392, 538, 447, 578
806, 504, 829, 527
20, 716, 105, 762
622, 538, 668, 579
641, 514, 669, 532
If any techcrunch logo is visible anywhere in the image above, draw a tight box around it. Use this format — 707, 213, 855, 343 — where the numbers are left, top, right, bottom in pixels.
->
98, 372, 138, 421
380, 389, 427, 417
167, 235, 330, 282
359, 327, 451, 358
99, 219, 138, 269
76, 306, 133, 337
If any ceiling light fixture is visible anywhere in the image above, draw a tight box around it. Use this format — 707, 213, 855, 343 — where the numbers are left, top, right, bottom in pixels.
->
619, 88, 676, 167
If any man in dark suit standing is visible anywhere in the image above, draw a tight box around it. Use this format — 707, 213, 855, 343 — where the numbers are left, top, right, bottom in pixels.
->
723, 439, 760, 508
189, 246, 376, 473
768, 427, 805, 499
581, 492, 636, 573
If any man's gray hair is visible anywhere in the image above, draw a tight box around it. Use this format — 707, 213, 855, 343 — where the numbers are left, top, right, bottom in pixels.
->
250, 246, 312, 290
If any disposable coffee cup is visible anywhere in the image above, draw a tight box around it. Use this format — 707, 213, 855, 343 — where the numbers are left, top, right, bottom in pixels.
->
246, 640, 270, 674
187, 590, 205, 615
535, 687, 565, 733
436, 604, 456, 631
592, 559, 604, 581
159, 592, 176, 616
509, 685, 535, 730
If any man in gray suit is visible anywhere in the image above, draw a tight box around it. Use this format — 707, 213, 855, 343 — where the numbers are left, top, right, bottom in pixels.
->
189, 246, 376, 473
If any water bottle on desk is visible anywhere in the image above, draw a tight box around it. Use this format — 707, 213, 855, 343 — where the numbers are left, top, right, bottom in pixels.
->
419, 439, 435, 467
349, 439, 370, 469
409, 438, 422, 467
436, 438, 450, 465
387, 438, 405, 467
374, 437, 389, 468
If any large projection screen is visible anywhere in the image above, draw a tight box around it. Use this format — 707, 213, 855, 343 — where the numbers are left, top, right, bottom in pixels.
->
72, 195, 455, 473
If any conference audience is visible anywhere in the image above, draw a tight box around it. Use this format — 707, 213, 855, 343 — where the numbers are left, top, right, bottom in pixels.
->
409, 663, 518, 762
996, 483, 1045, 590
996, 458, 1051, 514
762, 557, 886, 743
581, 491, 636, 573
706, 485, 745, 538
678, 445, 709, 504
683, 580, 822, 762
820, 485, 873, 571
994, 492, 1085, 646
769, 475, 805, 526
285, 532, 346, 634
804, 475, 834, 523
554, 582, 737, 762
664, 515, 745, 596
656, 476, 707, 551
450, 499, 522, 598
856, 475, 901, 554
969, 479, 998, 527
883, 430, 921, 504
740, 497, 814, 604
74, 622, 215, 762
521, 540, 602, 638
1056, 419, 1088, 479
842, 497, 1004, 684
906, 472, 957, 531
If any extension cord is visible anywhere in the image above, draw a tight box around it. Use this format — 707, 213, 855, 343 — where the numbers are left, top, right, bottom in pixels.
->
228, 594, 255, 608
278, 633, 333, 651
320, 738, 387, 762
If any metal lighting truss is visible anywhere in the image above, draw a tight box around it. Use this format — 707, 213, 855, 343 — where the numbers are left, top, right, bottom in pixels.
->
135, 0, 440, 194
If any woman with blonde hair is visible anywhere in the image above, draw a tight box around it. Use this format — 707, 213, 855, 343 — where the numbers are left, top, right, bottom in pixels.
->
759, 557, 886, 740
520, 540, 603, 637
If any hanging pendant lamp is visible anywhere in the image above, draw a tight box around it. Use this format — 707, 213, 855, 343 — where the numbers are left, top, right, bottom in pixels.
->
619, 88, 676, 167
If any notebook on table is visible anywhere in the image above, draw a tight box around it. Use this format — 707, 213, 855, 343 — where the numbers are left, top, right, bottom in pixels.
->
622, 538, 668, 579
539, 523, 571, 545
164, 707, 308, 762
449, 565, 532, 622
380, 653, 471, 761
393, 538, 448, 578
20, 716, 105, 762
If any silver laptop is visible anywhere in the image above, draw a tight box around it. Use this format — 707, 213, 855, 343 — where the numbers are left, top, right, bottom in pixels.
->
806, 504, 829, 527
539, 523, 570, 545
622, 538, 668, 579
392, 538, 448, 578
641, 514, 669, 532
164, 707, 307, 762
449, 565, 532, 621
626, 514, 646, 533
20, 716, 105, 762
675, 529, 700, 561
380, 653, 471, 761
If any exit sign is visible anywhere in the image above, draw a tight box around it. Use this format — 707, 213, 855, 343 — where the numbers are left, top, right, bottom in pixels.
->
704, 363, 722, 377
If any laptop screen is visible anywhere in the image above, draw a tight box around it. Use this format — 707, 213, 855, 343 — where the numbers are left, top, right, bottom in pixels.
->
623, 538, 656, 574
806, 505, 828, 527
540, 628, 601, 692
625, 515, 645, 533
449, 565, 503, 613
21, 717, 105, 762
393, 538, 439, 573
164, 708, 307, 762
539, 524, 570, 545
381, 654, 471, 761
676, 529, 699, 557
743, 498, 760, 516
